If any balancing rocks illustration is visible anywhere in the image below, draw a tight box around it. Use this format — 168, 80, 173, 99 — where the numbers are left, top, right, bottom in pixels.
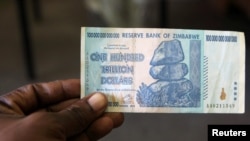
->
137, 39, 195, 107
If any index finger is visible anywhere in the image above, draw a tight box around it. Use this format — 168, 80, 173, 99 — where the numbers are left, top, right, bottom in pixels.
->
0, 79, 80, 115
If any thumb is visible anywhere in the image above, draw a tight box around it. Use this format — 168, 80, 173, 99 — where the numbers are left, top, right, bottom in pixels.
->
57, 93, 107, 137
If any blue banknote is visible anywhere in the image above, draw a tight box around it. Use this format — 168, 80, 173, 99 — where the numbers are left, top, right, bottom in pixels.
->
81, 27, 245, 113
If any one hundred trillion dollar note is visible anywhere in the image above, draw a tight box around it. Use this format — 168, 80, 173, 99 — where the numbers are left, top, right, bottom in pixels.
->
81, 27, 245, 113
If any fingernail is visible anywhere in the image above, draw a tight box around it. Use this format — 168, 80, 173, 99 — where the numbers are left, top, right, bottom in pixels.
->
88, 93, 107, 111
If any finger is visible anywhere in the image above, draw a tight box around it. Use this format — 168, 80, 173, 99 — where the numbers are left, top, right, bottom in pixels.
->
85, 113, 124, 140
0, 79, 80, 115
57, 93, 108, 138
71, 113, 124, 141
71, 116, 114, 141
86, 116, 114, 141
36, 99, 79, 113
104, 112, 124, 128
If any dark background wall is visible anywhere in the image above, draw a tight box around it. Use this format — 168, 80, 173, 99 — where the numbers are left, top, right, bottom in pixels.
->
0, 0, 249, 140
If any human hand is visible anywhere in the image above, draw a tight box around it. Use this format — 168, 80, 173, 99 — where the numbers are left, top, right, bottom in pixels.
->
0, 79, 124, 141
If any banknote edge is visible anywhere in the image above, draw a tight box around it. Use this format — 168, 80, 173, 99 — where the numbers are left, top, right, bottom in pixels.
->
81, 27, 86, 97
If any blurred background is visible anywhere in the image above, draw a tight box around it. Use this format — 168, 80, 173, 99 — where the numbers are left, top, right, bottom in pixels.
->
0, 0, 249, 140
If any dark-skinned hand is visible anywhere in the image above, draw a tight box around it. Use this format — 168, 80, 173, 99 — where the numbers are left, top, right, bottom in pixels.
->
0, 79, 124, 141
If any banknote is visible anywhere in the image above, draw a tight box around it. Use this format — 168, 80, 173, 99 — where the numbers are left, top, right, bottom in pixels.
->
81, 27, 245, 113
